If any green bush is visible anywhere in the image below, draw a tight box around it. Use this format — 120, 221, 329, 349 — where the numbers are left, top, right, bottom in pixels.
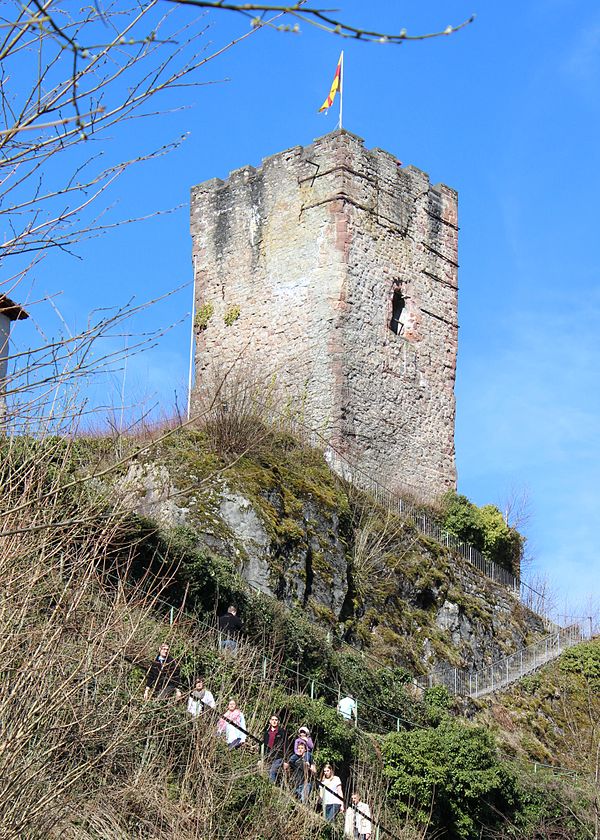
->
382, 720, 516, 839
559, 641, 600, 686
423, 684, 452, 725
510, 774, 595, 840
440, 492, 523, 574
441, 493, 483, 549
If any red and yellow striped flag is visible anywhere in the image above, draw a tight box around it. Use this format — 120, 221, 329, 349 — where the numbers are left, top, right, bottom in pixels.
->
318, 52, 343, 113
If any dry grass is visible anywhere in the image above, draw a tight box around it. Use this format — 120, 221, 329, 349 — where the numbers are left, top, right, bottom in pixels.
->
0, 436, 398, 839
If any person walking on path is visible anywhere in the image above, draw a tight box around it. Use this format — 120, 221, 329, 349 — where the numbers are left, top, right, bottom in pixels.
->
218, 605, 242, 652
337, 693, 357, 723
344, 791, 372, 840
319, 763, 344, 821
286, 740, 316, 803
217, 698, 246, 749
144, 642, 182, 701
187, 677, 216, 717
262, 714, 288, 782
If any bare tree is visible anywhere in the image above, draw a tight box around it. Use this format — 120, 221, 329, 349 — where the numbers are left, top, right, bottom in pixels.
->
521, 571, 558, 620
500, 484, 532, 532
0, 0, 278, 435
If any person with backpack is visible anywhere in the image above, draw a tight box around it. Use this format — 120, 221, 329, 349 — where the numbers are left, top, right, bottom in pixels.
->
286, 740, 316, 803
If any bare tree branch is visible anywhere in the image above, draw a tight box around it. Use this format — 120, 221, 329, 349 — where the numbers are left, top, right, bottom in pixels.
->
163, 1, 476, 44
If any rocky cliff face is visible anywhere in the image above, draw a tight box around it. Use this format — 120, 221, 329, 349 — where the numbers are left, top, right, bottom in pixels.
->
112, 432, 546, 675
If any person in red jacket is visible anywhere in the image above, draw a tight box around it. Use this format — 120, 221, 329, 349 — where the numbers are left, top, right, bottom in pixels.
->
262, 713, 288, 782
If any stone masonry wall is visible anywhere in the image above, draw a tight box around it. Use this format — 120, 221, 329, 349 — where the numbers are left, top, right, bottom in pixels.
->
190, 130, 458, 502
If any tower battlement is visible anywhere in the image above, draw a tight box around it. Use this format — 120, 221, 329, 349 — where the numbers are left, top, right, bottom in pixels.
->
190, 130, 458, 501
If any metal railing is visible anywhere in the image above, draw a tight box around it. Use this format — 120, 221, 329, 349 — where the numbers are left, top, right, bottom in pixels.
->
417, 624, 584, 698
326, 450, 522, 588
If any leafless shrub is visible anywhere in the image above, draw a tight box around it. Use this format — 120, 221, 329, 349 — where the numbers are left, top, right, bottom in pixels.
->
521, 571, 558, 619
343, 481, 419, 602
195, 361, 297, 459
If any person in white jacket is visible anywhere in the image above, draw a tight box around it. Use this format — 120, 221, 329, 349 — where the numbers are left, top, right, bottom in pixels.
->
337, 694, 357, 723
319, 764, 344, 821
344, 791, 372, 840
187, 677, 216, 717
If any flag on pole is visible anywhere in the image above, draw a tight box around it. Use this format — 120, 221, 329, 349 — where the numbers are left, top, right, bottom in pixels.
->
318, 52, 343, 113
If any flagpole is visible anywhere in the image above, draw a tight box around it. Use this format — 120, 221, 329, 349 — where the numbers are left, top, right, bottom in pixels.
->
338, 50, 344, 130
187, 256, 196, 421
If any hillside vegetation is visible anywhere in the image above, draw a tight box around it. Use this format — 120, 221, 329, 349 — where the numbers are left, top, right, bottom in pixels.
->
1, 429, 597, 840
476, 639, 600, 775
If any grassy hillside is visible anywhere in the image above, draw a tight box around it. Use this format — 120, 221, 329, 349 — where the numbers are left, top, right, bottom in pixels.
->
475, 639, 600, 775
1, 431, 596, 840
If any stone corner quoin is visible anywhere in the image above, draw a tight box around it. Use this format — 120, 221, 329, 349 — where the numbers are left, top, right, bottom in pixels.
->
190, 129, 458, 503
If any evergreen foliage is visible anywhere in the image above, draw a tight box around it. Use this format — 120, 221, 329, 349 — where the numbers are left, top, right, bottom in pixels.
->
382, 721, 516, 838
440, 492, 523, 573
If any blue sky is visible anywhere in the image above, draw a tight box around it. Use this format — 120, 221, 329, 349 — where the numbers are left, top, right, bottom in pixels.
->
7, 0, 600, 624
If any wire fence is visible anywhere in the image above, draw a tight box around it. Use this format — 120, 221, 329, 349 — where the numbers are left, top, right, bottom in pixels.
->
417, 624, 584, 698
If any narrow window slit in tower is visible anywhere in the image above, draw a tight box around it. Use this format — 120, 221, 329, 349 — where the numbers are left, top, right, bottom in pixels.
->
390, 290, 405, 335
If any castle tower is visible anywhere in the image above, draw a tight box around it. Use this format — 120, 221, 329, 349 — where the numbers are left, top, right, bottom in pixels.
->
190, 130, 458, 501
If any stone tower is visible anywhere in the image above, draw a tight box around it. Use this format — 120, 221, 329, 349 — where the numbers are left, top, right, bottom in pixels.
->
190, 130, 458, 501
